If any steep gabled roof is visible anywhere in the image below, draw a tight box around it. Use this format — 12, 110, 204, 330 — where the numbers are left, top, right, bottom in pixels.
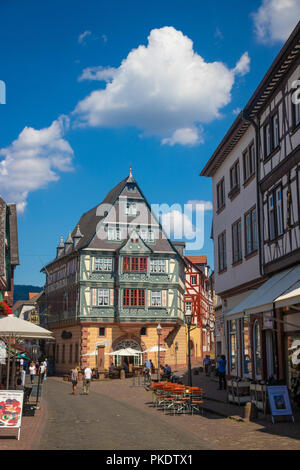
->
71, 176, 129, 251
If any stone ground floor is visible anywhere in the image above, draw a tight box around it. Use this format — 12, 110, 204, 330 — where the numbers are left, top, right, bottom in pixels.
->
46, 321, 208, 375
1, 372, 300, 450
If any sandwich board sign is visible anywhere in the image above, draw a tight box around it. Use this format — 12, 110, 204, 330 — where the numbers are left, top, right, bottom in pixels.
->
0, 390, 24, 440
267, 385, 294, 424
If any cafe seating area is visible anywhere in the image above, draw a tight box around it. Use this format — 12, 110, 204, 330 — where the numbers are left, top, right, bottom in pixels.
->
149, 381, 204, 416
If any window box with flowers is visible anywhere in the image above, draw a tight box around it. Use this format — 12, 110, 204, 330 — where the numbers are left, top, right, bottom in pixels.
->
0, 301, 12, 315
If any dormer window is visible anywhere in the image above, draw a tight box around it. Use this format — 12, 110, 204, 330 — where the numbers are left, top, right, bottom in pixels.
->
125, 202, 137, 216
108, 226, 122, 241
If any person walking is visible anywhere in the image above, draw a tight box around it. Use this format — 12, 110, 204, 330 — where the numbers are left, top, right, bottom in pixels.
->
71, 366, 79, 395
29, 362, 36, 385
203, 355, 212, 377
83, 366, 92, 395
218, 355, 227, 390
43, 358, 48, 380
39, 362, 46, 382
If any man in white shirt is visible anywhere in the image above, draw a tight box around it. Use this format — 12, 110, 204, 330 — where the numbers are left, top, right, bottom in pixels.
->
39, 363, 46, 381
83, 366, 92, 395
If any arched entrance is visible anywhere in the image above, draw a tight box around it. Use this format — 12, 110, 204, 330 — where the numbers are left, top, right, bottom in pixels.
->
114, 340, 143, 366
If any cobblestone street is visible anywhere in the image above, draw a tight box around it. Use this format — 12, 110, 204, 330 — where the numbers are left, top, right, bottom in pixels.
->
38, 378, 212, 450
1, 377, 300, 450
38, 377, 300, 450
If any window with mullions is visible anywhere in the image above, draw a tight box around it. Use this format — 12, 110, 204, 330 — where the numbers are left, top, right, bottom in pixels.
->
151, 291, 162, 306
230, 160, 240, 190
243, 143, 255, 182
268, 187, 283, 241
94, 257, 113, 271
245, 207, 257, 255
218, 231, 227, 272
150, 259, 166, 273
107, 226, 121, 241
123, 289, 145, 307
123, 257, 147, 272
125, 202, 137, 216
232, 219, 242, 264
216, 178, 225, 210
97, 289, 109, 306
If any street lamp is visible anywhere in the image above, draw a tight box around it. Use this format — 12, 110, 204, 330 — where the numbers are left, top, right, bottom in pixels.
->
185, 308, 193, 388
156, 323, 162, 381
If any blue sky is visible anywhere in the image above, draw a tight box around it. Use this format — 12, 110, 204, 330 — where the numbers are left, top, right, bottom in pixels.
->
0, 0, 299, 286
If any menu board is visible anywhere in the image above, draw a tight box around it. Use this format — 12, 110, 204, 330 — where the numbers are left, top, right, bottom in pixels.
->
0, 390, 24, 437
267, 385, 294, 422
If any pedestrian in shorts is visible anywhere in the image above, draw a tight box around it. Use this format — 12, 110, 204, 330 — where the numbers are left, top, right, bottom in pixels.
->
71, 366, 79, 395
83, 366, 92, 395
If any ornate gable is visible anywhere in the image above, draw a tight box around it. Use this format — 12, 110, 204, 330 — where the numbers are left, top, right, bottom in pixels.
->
119, 230, 152, 255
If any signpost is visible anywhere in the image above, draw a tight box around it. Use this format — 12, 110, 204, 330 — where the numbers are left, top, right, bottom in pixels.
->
0, 390, 24, 440
267, 385, 295, 424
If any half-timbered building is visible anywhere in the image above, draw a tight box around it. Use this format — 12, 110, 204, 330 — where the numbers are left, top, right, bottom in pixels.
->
184, 256, 214, 362
41, 172, 187, 374
201, 21, 300, 390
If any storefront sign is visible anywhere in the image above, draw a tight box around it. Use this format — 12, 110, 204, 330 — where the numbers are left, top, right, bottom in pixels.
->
267, 386, 294, 423
263, 312, 273, 329
0, 390, 24, 440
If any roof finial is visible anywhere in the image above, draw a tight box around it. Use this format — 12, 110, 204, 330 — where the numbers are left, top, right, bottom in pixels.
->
129, 165, 132, 178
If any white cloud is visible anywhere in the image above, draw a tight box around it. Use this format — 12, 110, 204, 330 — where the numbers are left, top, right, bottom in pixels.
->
79, 66, 117, 82
252, 0, 300, 43
160, 209, 196, 239
162, 127, 203, 146
232, 107, 242, 115
74, 26, 250, 145
233, 52, 250, 76
78, 30, 92, 45
0, 116, 74, 212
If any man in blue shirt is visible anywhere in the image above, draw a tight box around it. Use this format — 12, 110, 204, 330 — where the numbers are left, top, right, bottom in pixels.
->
218, 355, 227, 390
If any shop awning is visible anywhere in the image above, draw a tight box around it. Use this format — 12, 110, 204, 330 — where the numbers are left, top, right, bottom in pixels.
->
275, 280, 300, 308
225, 265, 300, 317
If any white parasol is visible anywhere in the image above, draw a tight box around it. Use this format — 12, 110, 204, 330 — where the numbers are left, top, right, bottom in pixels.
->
0, 315, 54, 389
105, 348, 140, 356
143, 345, 167, 353
0, 315, 54, 340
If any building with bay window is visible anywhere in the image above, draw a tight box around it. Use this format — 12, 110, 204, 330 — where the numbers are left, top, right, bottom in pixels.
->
41, 172, 187, 374
200, 21, 300, 391
184, 256, 214, 363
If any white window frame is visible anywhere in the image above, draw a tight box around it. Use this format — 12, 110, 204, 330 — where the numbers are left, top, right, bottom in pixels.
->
151, 291, 162, 306
148, 229, 154, 242
107, 226, 121, 241
95, 257, 113, 271
97, 289, 110, 306
150, 259, 166, 273
125, 202, 137, 216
